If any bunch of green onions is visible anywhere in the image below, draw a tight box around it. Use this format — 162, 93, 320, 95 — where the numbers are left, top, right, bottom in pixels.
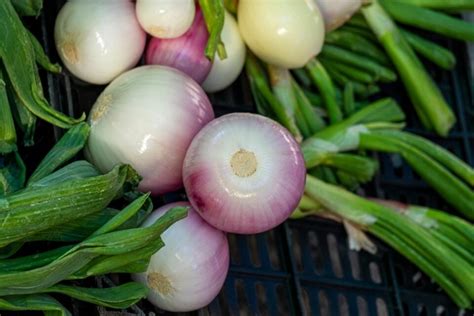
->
246, 27, 474, 307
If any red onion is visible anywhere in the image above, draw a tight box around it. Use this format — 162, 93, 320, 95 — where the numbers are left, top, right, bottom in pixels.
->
85, 65, 214, 195
183, 113, 306, 234
145, 8, 211, 83
132, 202, 229, 312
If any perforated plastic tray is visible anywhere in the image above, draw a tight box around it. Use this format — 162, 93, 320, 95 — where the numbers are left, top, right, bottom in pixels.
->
17, 2, 474, 315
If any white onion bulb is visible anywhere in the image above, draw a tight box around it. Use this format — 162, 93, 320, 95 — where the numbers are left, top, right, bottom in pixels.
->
202, 11, 246, 93
54, 0, 146, 85
136, 0, 195, 38
183, 113, 306, 234
315, 0, 363, 32
237, 0, 325, 69
85, 66, 214, 195
133, 202, 229, 312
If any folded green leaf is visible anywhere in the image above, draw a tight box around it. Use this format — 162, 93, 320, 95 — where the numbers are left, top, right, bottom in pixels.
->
28, 122, 90, 185
38, 282, 147, 309
27, 160, 99, 190
0, 206, 187, 295
27, 30, 62, 74
0, 151, 26, 196
0, 68, 16, 154
11, 0, 43, 17
7, 83, 36, 146
0, 0, 84, 129
0, 164, 136, 247
0, 294, 70, 316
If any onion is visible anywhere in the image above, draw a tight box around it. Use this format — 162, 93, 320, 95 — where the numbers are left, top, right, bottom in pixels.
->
136, 0, 195, 38
54, 0, 146, 85
183, 113, 306, 234
133, 202, 229, 312
237, 0, 325, 69
145, 8, 211, 83
202, 11, 246, 93
85, 65, 214, 195
315, 0, 363, 32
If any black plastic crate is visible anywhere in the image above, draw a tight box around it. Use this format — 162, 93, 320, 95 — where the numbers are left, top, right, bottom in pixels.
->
13, 2, 473, 315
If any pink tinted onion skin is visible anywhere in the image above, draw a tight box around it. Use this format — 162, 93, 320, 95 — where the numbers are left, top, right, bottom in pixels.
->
132, 202, 229, 312
183, 113, 306, 234
85, 65, 214, 195
145, 8, 211, 83
315, 0, 363, 32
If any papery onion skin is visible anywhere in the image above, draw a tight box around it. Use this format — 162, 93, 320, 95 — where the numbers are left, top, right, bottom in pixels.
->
183, 113, 306, 234
136, 0, 195, 38
145, 8, 211, 83
237, 0, 325, 69
132, 202, 229, 312
54, 0, 146, 85
315, 0, 363, 32
202, 11, 246, 93
85, 65, 214, 195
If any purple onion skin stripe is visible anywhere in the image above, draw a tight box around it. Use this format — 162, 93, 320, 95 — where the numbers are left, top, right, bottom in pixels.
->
145, 7, 211, 83
183, 113, 306, 234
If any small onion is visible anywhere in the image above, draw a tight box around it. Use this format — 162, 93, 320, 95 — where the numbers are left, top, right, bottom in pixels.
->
145, 8, 211, 83
237, 0, 325, 69
85, 65, 214, 195
136, 0, 195, 38
183, 113, 306, 234
133, 202, 229, 312
202, 11, 246, 93
54, 0, 146, 85
315, 0, 363, 32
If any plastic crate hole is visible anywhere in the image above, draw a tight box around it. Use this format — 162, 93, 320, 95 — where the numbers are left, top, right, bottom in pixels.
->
235, 279, 250, 316
301, 288, 312, 316
255, 283, 268, 315
412, 271, 426, 289
290, 229, 304, 272
369, 262, 382, 284
318, 290, 330, 316
436, 305, 446, 316
307, 230, 324, 274
338, 294, 349, 316
266, 229, 282, 270
417, 304, 428, 316
247, 235, 262, 268
228, 234, 241, 266
376, 298, 389, 316
275, 284, 290, 315
348, 251, 361, 281
357, 296, 369, 316
327, 233, 344, 278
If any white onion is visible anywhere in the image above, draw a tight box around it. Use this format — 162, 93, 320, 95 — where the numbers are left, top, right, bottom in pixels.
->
136, 0, 195, 39
237, 0, 325, 69
85, 65, 214, 195
183, 113, 306, 234
54, 0, 146, 85
202, 11, 246, 93
132, 202, 229, 312
315, 0, 363, 32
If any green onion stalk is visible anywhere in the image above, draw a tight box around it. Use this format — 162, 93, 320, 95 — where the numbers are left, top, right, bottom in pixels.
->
301, 175, 474, 309
392, 0, 474, 10
361, 0, 456, 136
302, 103, 474, 219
